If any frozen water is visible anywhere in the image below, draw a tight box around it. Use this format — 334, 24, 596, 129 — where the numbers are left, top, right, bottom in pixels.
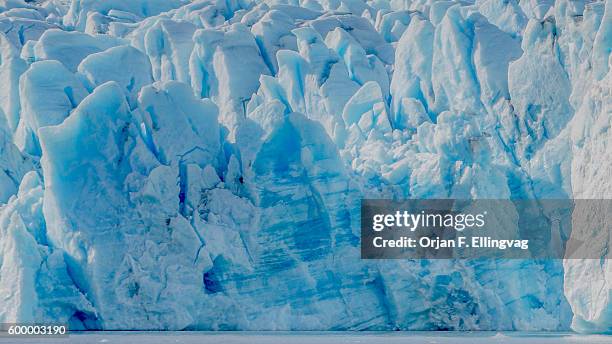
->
0, 332, 609, 344
0, 0, 610, 334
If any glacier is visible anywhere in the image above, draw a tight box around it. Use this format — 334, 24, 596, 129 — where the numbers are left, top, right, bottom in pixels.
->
0, 0, 610, 334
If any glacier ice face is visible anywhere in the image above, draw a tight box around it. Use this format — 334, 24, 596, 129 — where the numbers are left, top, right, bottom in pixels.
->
78, 45, 153, 108
0, 121, 33, 203
563, 32, 612, 333
0, 0, 610, 333
38, 81, 209, 329
0, 31, 27, 132
32, 29, 123, 71
0, 170, 94, 325
17, 59, 88, 155
190, 23, 270, 133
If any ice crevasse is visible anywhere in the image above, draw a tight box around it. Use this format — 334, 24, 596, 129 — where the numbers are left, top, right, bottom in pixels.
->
0, 0, 610, 333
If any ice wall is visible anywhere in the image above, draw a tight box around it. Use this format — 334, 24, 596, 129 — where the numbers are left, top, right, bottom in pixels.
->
0, 0, 609, 333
